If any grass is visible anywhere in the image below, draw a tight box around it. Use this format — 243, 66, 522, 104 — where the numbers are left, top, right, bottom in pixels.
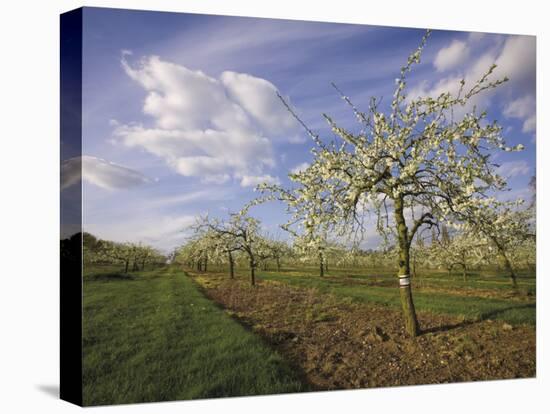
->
82, 262, 535, 404
255, 270, 535, 326
83, 265, 306, 406
257, 265, 536, 291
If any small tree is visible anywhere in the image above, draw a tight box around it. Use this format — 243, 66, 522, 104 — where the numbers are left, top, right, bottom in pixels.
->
292, 231, 331, 277
135, 245, 164, 270
268, 240, 292, 272
430, 230, 486, 281
410, 233, 428, 278
212, 232, 242, 279
103, 242, 135, 273
456, 200, 535, 287
198, 210, 266, 286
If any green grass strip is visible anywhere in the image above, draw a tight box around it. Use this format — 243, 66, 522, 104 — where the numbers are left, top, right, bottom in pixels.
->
259, 273, 535, 326
83, 266, 306, 406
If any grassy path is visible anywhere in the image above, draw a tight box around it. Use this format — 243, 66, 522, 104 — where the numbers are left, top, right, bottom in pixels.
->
258, 272, 535, 326
83, 266, 306, 406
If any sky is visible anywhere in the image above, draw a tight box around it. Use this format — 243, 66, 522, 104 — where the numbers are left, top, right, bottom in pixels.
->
64, 7, 536, 252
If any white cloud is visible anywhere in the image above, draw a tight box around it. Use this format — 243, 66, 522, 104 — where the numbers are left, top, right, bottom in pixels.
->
220, 71, 298, 135
524, 118, 536, 135
122, 56, 252, 132
240, 174, 280, 187
503, 95, 536, 132
117, 55, 299, 184
61, 155, 151, 191
493, 36, 536, 88
408, 76, 463, 103
434, 40, 469, 72
290, 162, 310, 174
408, 48, 496, 109
409, 35, 535, 123
60, 157, 82, 191
496, 160, 530, 179
114, 125, 274, 180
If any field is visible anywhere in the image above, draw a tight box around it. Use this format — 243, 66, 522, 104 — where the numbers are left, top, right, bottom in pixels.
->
82, 263, 535, 404
82, 265, 306, 406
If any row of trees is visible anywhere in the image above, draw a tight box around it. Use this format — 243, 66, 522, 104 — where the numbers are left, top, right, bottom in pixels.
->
175, 213, 294, 285
417, 222, 535, 281
83, 232, 166, 273
176, 212, 534, 282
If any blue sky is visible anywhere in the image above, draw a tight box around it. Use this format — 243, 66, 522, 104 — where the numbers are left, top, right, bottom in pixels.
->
73, 7, 536, 252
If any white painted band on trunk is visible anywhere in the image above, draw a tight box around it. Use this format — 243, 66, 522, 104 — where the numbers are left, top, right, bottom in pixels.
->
399, 275, 410, 287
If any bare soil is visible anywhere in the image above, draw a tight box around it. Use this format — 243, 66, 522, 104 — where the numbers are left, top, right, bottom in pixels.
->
191, 272, 535, 390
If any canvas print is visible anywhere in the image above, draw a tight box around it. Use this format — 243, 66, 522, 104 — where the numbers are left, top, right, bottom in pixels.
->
60, 7, 536, 406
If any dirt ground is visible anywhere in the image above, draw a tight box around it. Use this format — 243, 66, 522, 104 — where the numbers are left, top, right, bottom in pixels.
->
191, 272, 535, 390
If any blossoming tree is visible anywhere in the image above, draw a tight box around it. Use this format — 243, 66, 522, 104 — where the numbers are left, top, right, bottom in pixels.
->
260, 239, 293, 272
196, 210, 268, 286
84, 237, 164, 273
258, 31, 524, 336
429, 231, 487, 281
454, 200, 535, 287
183, 227, 243, 279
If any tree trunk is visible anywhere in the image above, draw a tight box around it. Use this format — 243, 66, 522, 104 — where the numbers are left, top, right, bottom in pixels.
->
502, 254, 518, 288
250, 259, 256, 286
325, 260, 329, 273
276, 257, 281, 272
204, 256, 208, 272
319, 252, 324, 277
462, 265, 467, 282
394, 197, 420, 337
124, 259, 129, 274
494, 241, 518, 288
228, 251, 235, 279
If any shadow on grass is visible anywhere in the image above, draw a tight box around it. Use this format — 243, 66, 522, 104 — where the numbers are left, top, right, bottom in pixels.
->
86, 272, 135, 281
422, 303, 535, 335
421, 320, 473, 335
